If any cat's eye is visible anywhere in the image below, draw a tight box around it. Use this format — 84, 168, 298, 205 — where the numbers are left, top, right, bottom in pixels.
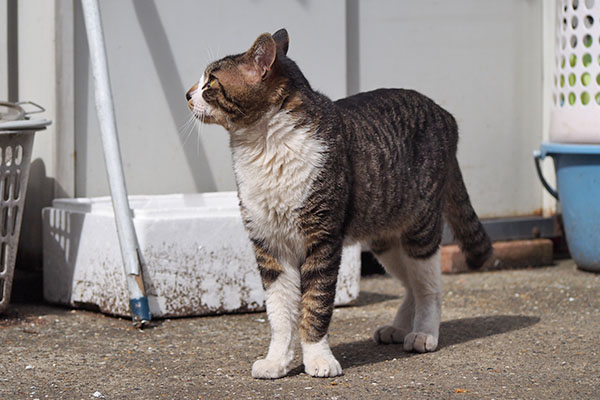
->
204, 75, 218, 89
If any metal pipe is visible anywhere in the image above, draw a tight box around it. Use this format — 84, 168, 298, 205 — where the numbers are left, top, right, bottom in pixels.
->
80, 0, 151, 327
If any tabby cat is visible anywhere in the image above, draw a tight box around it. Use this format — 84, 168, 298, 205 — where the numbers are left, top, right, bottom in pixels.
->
186, 29, 492, 379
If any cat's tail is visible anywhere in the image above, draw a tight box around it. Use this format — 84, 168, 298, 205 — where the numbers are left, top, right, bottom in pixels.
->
443, 157, 493, 269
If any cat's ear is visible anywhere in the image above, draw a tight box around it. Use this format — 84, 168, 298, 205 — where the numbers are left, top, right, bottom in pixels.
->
247, 33, 277, 79
272, 28, 289, 55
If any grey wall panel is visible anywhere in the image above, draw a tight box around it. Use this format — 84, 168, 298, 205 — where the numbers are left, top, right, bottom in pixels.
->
73, 0, 544, 218
74, 0, 346, 197
357, 0, 543, 218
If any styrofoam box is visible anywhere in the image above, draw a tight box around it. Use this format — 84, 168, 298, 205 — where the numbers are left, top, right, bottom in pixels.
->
42, 192, 361, 318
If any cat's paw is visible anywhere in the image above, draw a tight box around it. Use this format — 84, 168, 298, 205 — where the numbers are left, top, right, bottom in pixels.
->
304, 355, 343, 378
251, 359, 290, 379
373, 325, 407, 344
403, 332, 438, 353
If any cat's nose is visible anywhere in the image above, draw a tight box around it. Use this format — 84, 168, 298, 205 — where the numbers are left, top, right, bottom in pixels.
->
186, 82, 199, 102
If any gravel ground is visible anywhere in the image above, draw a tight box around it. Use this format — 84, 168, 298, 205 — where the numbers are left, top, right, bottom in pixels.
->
0, 259, 598, 399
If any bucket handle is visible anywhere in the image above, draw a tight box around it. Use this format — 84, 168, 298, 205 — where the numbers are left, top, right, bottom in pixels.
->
533, 150, 559, 200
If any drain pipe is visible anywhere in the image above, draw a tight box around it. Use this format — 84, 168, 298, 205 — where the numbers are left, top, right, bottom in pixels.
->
81, 0, 151, 327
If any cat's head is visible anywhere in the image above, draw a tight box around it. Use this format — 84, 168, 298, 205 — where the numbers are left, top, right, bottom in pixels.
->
186, 28, 299, 131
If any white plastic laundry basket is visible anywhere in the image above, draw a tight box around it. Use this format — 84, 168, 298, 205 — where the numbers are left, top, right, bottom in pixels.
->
551, 0, 600, 143
0, 101, 50, 313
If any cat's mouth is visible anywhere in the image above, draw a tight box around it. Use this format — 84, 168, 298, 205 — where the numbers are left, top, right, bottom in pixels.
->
186, 82, 214, 122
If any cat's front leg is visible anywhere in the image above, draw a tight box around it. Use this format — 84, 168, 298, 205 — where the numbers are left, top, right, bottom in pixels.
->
299, 240, 343, 378
251, 241, 300, 379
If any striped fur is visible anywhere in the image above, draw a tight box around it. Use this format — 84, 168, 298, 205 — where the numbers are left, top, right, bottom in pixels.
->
186, 29, 492, 379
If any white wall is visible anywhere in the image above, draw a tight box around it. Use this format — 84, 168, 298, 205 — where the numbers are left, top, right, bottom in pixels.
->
356, 0, 543, 218
69, 0, 550, 218
541, 0, 558, 216
73, 0, 347, 197
4, 0, 555, 272
16, 0, 60, 271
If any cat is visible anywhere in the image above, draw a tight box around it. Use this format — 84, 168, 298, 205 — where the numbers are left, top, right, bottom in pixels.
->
186, 29, 492, 379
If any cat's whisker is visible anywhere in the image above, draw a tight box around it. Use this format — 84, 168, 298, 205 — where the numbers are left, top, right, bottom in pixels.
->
178, 113, 199, 146
178, 120, 191, 139
196, 124, 201, 157
197, 113, 206, 156
182, 124, 195, 146
206, 46, 215, 63
178, 113, 195, 133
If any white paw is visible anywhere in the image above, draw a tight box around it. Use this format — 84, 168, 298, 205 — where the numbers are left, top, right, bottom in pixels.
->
403, 332, 438, 353
373, 325, 407, 344
251, 359, 290, 379
304, 355, 343, 378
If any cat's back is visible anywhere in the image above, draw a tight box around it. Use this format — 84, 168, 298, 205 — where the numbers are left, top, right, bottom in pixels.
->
335, 88, 455, 136
333, 88, 457, 157
336, 88, 426, 110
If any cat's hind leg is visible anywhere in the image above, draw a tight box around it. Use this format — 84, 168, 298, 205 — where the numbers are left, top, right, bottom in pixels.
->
399, 211, 444, 353
370, 236, 442, 353
400, 248, 442, 353
371, 239, 415, 345
250, 242, 300, 379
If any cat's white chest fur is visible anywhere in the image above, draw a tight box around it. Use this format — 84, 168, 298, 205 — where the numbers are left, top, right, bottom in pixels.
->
231, 111, 326, 266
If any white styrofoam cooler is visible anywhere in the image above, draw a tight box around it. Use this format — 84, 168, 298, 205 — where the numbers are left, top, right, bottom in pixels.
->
42, 192, 361, 318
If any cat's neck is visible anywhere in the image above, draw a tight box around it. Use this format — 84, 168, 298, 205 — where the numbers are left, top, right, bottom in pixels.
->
230, 107, 282, 147
230, 104, 314, 145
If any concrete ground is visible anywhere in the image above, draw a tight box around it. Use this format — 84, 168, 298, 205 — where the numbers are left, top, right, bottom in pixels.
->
0, 259, 598, 399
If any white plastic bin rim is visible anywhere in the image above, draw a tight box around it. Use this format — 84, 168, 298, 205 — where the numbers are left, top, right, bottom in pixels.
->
0, 118, 51, 132
0, 101, 51, 131
52, 192, 243, 219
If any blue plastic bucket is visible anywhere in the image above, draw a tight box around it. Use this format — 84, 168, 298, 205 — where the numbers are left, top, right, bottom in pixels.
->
534, 142, 600, 272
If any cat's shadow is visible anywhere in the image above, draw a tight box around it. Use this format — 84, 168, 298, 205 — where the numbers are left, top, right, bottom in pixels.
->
288, 314, 540, 375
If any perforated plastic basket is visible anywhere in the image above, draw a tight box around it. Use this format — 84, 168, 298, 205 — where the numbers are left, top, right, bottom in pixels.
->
0, 101, 50, 313
551, 0, 600, 143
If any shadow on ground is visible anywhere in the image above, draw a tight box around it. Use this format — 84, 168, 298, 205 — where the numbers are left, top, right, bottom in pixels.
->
330, 314, 540, 370
350, 290, 400, 307
0, 305, 73, 327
